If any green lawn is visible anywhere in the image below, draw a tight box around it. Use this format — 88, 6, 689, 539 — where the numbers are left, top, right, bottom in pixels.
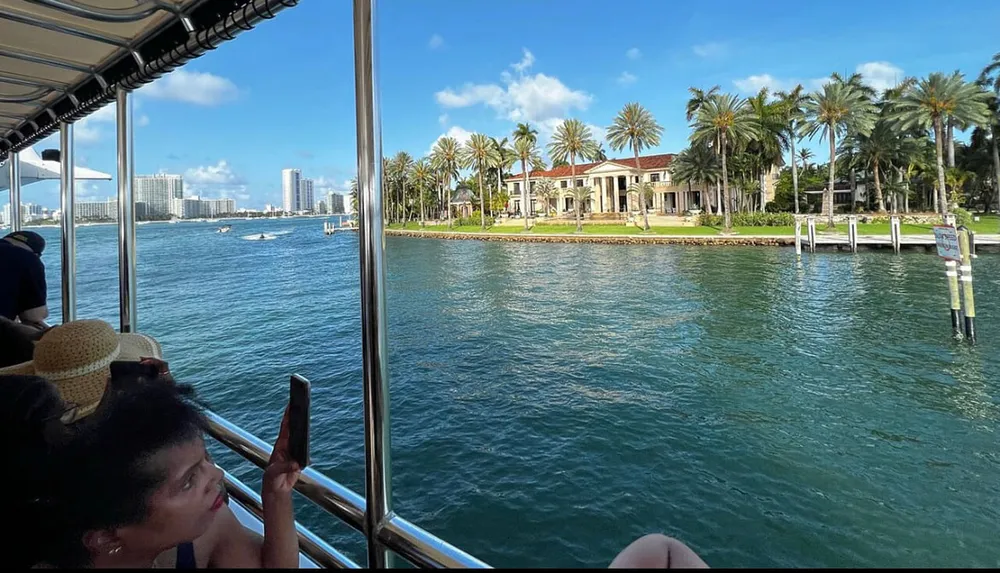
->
388, 215, 1000, 238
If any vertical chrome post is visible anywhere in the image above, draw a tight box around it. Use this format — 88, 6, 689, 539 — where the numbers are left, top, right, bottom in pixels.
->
116, 89, 137, 332
59, 122, 76, 323
8, 152, 21, 232
353, 0, 392, 567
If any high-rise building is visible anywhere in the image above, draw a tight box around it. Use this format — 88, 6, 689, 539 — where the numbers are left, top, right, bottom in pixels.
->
77, 198, 118, 221
135, 174, 183, 217
169, 196, 236, 219
282, 168, 301, 212
300, 177, 315, 212
317, 200, 328, 214
326, 191, 345, 214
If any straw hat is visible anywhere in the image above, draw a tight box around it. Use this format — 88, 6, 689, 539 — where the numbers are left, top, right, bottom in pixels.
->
0, 319, 162, 422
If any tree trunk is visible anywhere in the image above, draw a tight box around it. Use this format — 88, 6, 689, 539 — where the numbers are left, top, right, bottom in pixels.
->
420, 185, 425, 225
934, 117, 948, 218
721, 131, 731, 232
479, 171, 486, 229
635, 148, 650, 231
790, 130, 799, 214
825, 126, 836, 228
572, 157, 582, 232
947, 118, 956, 168
446, 175, 453, 229
716, 182, 722, 215
992, 127, 1000, 215
522, 158, 530, 231
873, 161, 885, 212
497, 165, 502, 217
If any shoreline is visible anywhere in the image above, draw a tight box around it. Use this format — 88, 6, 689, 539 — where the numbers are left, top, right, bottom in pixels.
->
387, 229, 793, 246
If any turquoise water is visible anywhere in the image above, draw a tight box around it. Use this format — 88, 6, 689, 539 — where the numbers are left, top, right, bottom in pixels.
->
29, 218, 1000, 568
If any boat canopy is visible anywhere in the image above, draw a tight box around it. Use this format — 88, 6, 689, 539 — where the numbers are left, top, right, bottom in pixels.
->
0, 146, 111, 190
0, 0, 295, 161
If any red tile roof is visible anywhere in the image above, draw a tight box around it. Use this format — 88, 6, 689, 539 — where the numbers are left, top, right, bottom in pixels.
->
509, 153, 675, 180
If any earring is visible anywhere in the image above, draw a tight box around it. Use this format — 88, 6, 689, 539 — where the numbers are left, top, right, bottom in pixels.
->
109, 546, 123, 556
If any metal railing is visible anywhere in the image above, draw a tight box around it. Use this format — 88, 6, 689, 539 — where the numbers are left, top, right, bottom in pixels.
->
205, 410, 490, 569
6, 0, 496, 566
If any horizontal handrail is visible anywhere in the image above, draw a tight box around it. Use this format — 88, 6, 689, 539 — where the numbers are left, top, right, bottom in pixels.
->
220, 469, 360, 569
204, 410, 490, 569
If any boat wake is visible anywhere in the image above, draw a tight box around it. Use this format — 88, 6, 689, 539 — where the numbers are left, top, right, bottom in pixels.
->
240, 233, 278, 241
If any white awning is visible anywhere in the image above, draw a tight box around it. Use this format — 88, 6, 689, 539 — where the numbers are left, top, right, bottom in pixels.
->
0, 146, 111, 190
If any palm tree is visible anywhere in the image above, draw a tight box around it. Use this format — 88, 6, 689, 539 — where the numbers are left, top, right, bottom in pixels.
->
686, 85, 720, 121
776, 84, 809, 213
690, 93, 760, 232
349, 177, 358, 219
671, 145, 721, 211
489, 136, 516, 217
850, 121, 897, 212
593, 144, 608, 161
746, 88, 789, 212
979, 52, 1000, 215
512, 133, 544, 230
534, 178, 555, 216
607, 102, 664, 230
798, 148, 814, 171
803, 80, 877, 227
431, 136, 461, 228
389, 152, 414, 224
461, 133, 500, 229
548, 119, 598, 232
687, 86, 721, 213
410, 158, 435, 226
567, 185, 594, 232
890, 71, 991, 217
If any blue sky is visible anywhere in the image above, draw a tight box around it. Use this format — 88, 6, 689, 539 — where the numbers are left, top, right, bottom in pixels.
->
18, 0, 1000, 210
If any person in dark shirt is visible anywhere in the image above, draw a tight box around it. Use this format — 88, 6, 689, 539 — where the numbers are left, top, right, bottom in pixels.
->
0, 231, 49, 327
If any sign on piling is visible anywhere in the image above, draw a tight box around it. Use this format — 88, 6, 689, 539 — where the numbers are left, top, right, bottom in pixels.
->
933, 225, 961, 261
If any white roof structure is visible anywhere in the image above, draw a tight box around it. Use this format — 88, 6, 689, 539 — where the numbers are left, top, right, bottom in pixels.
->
0, 147, 110, 190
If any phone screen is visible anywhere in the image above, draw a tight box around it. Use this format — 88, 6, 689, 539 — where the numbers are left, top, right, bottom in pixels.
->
288, 374, 311, 468
109, 360, 160, 384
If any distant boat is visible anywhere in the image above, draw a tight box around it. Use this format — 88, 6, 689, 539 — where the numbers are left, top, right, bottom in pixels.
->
218, 224, 232, 233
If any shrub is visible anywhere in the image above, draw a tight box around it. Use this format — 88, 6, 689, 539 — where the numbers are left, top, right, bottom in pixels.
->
698, 212, 723, 226
731, 212, 795, 227
953, 207, 972, 227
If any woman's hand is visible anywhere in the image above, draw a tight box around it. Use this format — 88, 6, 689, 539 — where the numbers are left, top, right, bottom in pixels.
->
263, 406, 301, 496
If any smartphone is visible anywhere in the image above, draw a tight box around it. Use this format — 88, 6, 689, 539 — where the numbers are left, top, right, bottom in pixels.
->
109, 360, 160, 384
288, 374, 311, 468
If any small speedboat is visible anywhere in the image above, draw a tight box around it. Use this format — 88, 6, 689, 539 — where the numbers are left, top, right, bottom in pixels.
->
218, 224, 232, 233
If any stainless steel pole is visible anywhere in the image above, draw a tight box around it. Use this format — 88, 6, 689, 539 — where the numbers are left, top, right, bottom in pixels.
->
353, 0, 392, 567
116, 89, 137, 332
8, 151, 21, 232
59, 121, 76, 322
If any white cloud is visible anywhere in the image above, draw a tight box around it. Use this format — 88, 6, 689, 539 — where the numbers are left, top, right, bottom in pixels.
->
617, 72, 637, 85
141, 69, 239, 106
692, 42, 726, 58
435, 49, 592, 126
184, 160, 244, 185
733, 73, 826, 94
855, 61, 904, 93
626, 48, 641, 60
438, 113, 449, 126
428, 34, 444, 49
314, 176, 352, 194
137, 114, 150, 127
511, 48, 535, 73
427, 125, 473, 154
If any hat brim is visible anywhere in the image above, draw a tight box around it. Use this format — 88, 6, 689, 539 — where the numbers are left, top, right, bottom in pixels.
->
2, 331, 164, 423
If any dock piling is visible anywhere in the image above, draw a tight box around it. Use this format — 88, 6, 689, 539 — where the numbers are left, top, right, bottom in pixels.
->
945, 260, 962, 337
794, 219, 802, 257
806, 217, 816, 253
958, 228, 976, 342
890, 216, 901, 254
848, 216, 858, 253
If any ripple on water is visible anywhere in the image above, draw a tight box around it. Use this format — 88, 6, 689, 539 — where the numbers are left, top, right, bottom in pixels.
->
30, 222, 1000, 568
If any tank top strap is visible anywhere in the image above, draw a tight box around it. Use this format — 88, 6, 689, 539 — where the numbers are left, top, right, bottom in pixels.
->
175, 542, 197, 569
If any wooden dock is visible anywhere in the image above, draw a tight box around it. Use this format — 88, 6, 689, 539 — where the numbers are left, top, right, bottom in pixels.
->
807, 233, 1000, 252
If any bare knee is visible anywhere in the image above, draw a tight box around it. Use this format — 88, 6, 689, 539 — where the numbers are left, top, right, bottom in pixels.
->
609, 534, 708, 569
